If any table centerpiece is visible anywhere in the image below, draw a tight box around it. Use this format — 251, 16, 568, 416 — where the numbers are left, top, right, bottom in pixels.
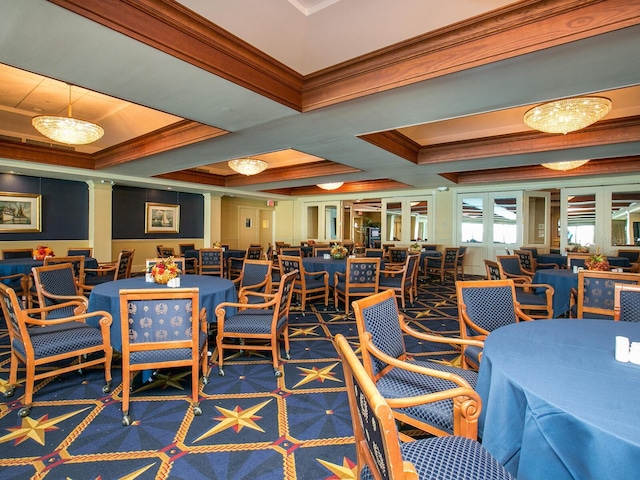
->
149, 257, 181, 284
33, 245, 54, 260
331, 244, 349, 259
585, 253, 610, 271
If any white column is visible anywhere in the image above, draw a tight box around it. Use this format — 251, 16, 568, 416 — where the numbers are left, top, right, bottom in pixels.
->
203, 193, 222, 247
86, 180, 113, 262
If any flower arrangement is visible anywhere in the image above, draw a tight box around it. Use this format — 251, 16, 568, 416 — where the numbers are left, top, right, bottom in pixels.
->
585, 253, 610, 271
33, 245, 54, 260
570, 245, 590, 253
410, 242, 421, 252
331, 244, 349, 259
212, 241, 221, 247
149, 257, 181, 284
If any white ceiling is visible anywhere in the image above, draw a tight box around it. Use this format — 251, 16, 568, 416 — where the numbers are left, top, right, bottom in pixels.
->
0, 0, 639, 197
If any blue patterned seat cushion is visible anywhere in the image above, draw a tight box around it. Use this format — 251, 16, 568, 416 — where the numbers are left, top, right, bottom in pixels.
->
464, 344, 483, 365
222, 310, 286, 334
360, 435, 515, 480
375, 359, 477, 434
130, 330, 207, 365
303, 276, 326, 289
378, 276, 409, 288
334, 280, 376, 294
515, 290, 547, 306
14, 321, 104, 359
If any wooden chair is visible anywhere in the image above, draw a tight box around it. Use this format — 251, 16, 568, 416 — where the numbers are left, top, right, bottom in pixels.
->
2, 248, 34, 259
0, 272, 30, 307
575, 270, 640, 319
614, 283, 640, 322
67, 247, 93, 257
279, 255, 329, 312
312, 246, 332, 257
233, 259, 273, 305
33, 258, 89, 318
334, 257, 380, 315
334, 334, 515, 480
228, 246, 263, 280
457, 279, 534, 369
378, 253, 420, 310
488, 258, 554, 318
118, 287, 209, 425
426, 247, 465, 282
199, 247, 224, 277
215, 270, 297, 377
0, 282, 112, 419
514, 249, 557, 272
83, 249, 135, 292
364, 248, 384, 258
179, 243, 197, 273
496, 255, 533, 281
158, 246, 175, 257
616, 250, 640, 273
351, 289, 483, 440
387, 247, 408, 268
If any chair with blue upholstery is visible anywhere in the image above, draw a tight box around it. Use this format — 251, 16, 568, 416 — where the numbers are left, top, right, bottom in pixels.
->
0, 282, 112, 419
334, 257, 380, 315
576, 270, 640, 319
312, 246, 332, 257
228, 246, 263, 280
379, 253, 420, 310
496, 254, 532, 281
335, 334, 515, 480
457, 279, 534, 370
2, 248, 34, 259
279, 255, 329, 312
215, 270, 297, 377
83, 249, 135, 293
234, 259, 273, 305
515, 249, 558, 272
614, 283, 640, 322
616, 250, 640, 273
118, 287, 209, 426
352, 289, 483, 440
179, 243, 197, 274
364, 248, 384, 258
387, 247, 408, 268
67, 247, 93, 257
199, 247, 224, 277
32, 259, 89, 319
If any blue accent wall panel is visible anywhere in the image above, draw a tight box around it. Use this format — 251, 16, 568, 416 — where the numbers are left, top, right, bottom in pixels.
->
0, 174, 88, 241
112, 186, 203, 239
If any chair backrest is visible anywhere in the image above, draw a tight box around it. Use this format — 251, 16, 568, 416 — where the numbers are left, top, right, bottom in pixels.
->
2, 248, 34, 259
0, 283, 28, 353
364, 248, 384, 258
617, 250, 640, 263
352, 289, 404, 378
514, 249, 535, 272
155, 245, 163, 256
199, 248, 223, 276
118, 287, 201, 363
276, 269, 297, 321
238, 259, 272, 295
421, 244, 438, 250
279, 255, 303, 279
614, 284, 640, 322
345, 257, 380, 290
483, 259, 502, 280
381, 243, 395, 252
457, 246, 467, 264
520, 246, 539, 258
67, 247, 93, 257
388, 247, 408, 265
577, 270, 640, 318
313, 247, 332, 257
44, 255, 85, 282
115, 249, 135, 279
496, 255, 524, 277
567, 253, 590, 268
158, 246, 175, 257
32, 261, 86, 317
246, 246, 263, 260
280, 247, 302, 257
443, 247, 459, 265
335, 334, 416, 479
457, 279, 520, 337
179, 243, 195, 255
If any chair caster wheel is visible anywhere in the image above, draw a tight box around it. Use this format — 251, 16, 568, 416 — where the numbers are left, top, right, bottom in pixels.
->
274, 369, 282, 377
218, 369, 225, 377
3, 387, 14, 398
122, 414, 132, 426
102, 382, 112, 394
193, 405, 203, 416
18, 406, 30, 418
284, 352, 291, 360
202, 375, 210, 385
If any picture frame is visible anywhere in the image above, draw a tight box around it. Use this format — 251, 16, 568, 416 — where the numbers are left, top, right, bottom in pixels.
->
145, 202, 180, 234
0, 192, 41, 233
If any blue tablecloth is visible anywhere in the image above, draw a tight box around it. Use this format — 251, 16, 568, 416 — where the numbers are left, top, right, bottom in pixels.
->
0, 257, 98, 289
477, 319, 640, 480
538, 253, 630, 268
532, 268, 577, 316
302, 257, 384, 287
87, 275, 237, 350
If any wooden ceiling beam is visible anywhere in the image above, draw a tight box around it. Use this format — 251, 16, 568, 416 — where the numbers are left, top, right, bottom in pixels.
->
223, 161, 360, 187
263, 179, 410, 196
0, 139, 94, 170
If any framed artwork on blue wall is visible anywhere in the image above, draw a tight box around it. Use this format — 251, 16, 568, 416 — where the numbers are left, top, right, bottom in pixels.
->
145, 202, 180, 234
0, 192, 41, 233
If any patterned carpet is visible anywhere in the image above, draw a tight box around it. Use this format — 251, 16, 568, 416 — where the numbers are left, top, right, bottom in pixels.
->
0, 278, 470, 480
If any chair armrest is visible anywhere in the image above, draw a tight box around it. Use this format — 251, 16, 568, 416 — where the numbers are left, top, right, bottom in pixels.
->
536, 262, 558, 269
304, 269, 329, 278
24, 307, 111, 327
37, 287, 88, 310
215, 294, 278, 319
399, 316, 485, 349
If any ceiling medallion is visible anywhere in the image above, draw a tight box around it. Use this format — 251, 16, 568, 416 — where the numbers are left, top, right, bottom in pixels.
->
228, 158, 268, 176
524, 96, 612, 135
317, 182, 344, 191
540, 160, 589, 171
32, 84, 104, 145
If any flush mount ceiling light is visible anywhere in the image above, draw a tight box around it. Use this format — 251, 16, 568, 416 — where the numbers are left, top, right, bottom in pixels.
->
524, 96, 612, 135
317, 182, 344, 191
31, 84, 104, 145
228, 158, 268, 176
541, 160, 590, 171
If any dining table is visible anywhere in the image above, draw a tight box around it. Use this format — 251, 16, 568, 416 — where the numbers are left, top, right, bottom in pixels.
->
532, 268, 577, 316
0, 257, 99, 289
302, 257, 384, 287
477, 319, 640, 480
87, 274, 238, 350
537, 253, 631, 269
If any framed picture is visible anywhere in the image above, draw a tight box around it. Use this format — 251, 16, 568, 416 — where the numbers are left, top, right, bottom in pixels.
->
0, 192, 41, 233
145, 202, 180, 234
245, 218, 252, 228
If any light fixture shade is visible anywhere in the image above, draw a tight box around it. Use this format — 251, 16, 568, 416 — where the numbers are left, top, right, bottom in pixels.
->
541, 160, 589, 171
317, 182, 344, 190
228, 158, 268, 176
32, 115, 104, 145
524, 96, 612, 135
31, 84, 104, 145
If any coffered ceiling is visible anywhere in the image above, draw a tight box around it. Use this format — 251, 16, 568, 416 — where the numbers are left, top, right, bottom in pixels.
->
0, 0, 639, 199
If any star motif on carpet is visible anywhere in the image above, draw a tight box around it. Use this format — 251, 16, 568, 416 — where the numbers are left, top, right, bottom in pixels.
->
134, 371, 191, 393
317, 456, 357, 479
290, 325, 320, 337
327, 313, 348, 322
292, 363, 342, 388
193, 399, 272, 442
0, 408, 90, 446
414, 309, 433, 318
434, 299, 449, 307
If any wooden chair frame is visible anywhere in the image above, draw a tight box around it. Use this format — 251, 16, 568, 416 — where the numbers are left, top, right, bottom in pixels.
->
334, 257, 380, 315
614, 283, 640, 321
1, 248, 34, 259
279, 254, 329, 312
234, 259, 273, 304
576, 270, 640, 318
